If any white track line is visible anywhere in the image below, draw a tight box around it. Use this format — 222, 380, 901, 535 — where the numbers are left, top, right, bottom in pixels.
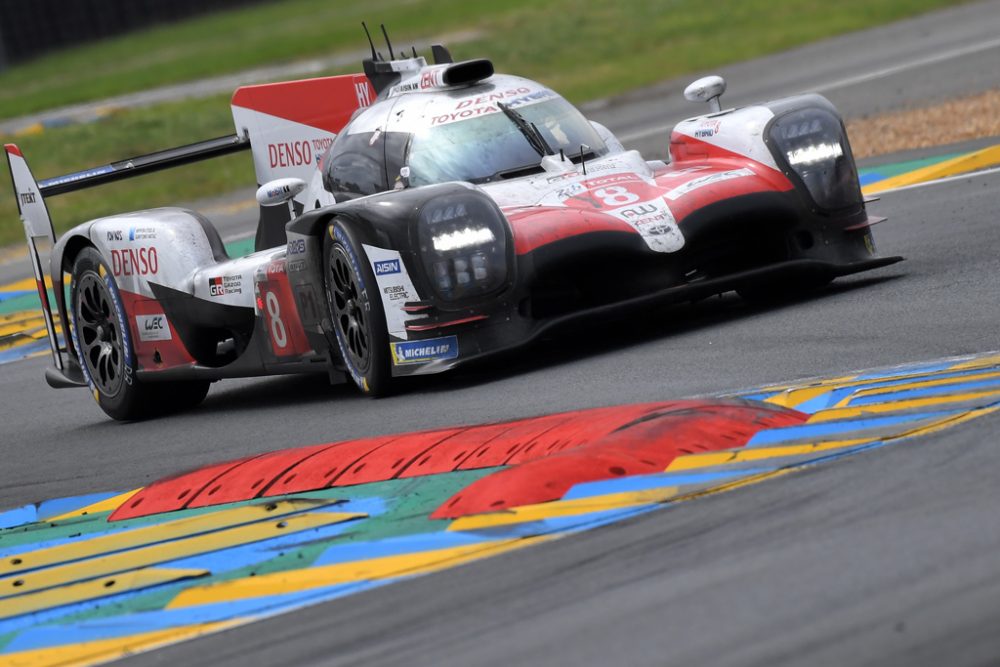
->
619, 35, 1000, 144
810, 35, 1000, 94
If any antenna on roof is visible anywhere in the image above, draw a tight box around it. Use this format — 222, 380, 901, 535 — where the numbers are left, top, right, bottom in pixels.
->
412, 46, 418, 58
361, 22, 378, 60
380, 24, 394, 61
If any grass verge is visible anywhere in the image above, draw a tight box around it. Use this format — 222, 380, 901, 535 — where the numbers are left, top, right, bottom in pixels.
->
0, 0, 970, 248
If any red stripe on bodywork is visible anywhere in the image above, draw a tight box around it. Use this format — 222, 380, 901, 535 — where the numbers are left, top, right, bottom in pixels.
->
117, 288, 197, 370
508, 207, 637, 255
4, 143, 23, 157
231, 74, 374, 135
257, 262, 312, 357
506, 146, 794, 255
110, 399, 806, 521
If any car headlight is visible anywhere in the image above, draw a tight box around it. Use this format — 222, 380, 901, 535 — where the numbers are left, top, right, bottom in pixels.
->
768, 108, 862, 212
416, 193, 509, 302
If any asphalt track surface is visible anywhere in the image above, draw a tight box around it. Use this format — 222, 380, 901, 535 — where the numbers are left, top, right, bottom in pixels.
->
2, 2, 1000, 665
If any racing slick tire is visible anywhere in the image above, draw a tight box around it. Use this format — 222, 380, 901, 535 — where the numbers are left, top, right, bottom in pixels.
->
69, 247, 209, 420
323, 219, 392, 396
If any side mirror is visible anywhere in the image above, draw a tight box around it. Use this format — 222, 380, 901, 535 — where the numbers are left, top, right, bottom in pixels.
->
683, 75, 726, 113
256, 177, 307, 207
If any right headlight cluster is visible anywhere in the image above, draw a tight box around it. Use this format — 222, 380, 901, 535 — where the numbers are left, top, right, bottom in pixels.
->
768, 108, 863, 212
416, 193, 510, 302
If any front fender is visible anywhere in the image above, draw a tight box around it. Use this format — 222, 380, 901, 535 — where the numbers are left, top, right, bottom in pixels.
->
284, 184, 510, 349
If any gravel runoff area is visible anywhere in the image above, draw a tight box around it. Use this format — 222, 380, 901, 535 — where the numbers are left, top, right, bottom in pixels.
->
847, 87, 1000, 158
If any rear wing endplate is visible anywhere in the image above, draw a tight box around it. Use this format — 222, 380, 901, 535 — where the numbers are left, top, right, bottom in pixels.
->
4, 134, 249, 371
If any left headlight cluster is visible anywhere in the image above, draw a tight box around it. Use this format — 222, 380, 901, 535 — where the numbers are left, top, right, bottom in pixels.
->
416, 193, 509, 302
768, 107, 862, 212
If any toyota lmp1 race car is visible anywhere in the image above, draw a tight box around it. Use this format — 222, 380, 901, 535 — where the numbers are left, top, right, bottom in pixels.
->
5, 35, 902, 420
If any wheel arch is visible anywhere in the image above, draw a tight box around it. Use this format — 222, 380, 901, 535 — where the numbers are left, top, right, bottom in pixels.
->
52, 230, 98, 364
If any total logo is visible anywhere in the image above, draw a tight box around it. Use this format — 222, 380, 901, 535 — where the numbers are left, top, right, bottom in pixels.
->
136, 314, 172, 342
373, 259, 401, 275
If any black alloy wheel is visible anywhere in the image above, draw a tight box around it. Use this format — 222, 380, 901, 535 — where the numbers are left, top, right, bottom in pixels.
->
70, 247, 210, 420
323, 220, 391, 395
329, 244, 373, 374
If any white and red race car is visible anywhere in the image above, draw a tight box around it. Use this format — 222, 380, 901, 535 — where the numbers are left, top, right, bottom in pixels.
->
5, 38, 900, 420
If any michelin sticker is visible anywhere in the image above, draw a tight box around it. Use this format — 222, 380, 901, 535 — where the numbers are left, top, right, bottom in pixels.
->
391, 335, 459, 365
363, 243, 425, 339
665, 168, 754, 201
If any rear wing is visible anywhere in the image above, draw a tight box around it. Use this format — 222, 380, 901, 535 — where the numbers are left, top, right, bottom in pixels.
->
5, 72, 374, 375
4, 135, 248, 372
231, 73, 375, 190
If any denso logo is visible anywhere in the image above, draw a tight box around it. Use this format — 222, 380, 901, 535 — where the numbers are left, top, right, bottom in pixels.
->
268, 141, 313, 168
455, 87, 531, 109
111, 247, 158, 276
374, 259, 401, 275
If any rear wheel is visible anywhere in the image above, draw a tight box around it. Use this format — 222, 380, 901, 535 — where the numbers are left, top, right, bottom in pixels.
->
70, 247, 209, 420
323, 219, 391, 396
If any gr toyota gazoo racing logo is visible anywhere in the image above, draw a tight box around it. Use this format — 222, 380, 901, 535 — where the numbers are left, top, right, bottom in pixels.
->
209, 275, 242, 297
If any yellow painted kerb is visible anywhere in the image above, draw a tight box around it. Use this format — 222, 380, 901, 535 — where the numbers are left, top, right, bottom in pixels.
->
863, 144, 1000, 195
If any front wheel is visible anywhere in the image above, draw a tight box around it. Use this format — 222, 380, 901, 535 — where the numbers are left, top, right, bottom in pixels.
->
323, 219, 392, 396
70, 247, 209, 420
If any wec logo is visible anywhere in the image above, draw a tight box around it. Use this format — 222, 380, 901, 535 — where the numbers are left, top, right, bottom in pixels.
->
135, 314, 171, 342
373, 259, 401, 275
